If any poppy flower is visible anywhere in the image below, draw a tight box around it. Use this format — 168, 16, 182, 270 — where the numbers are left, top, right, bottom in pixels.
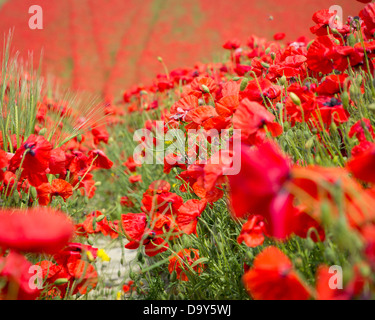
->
316, 74, 349, 96
242, 246, 310, 300
176, 199, 207, 235
310, 9, 349, 36
237, 215, 268, 247
216, 95, 239, 117
306, 36, 338, 74
347, 145, 375, 183
122, 280, 135, 293
9, 135, 52, 173
222, 39, 241, 50
129, 174, 142, 184
91, 125, 109, 144
36, 179, 73, 206
240, 78, 282, 103
66, 259, 98, 295
0, 251, 41, 300
233, 99, 283, 145
123, 156, 141, 172
0, 149, 9, 181
228, 142, 291, 221
273, 33, 286, 41
49, 148, 66, 175
168, 249, 204, 281
360, 3, 375, 37
190, 77, 217, 96
0, 208, 73, 254
120, 196, 135, 207
89, 149, 113, 169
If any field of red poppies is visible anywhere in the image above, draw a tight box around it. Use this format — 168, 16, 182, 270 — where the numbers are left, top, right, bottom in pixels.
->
1, 0, 375, 301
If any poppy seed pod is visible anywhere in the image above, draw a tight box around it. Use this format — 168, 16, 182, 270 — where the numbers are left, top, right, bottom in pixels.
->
341, 91, 349, 109
240, 78, 249, 91
347, 34, 356, 47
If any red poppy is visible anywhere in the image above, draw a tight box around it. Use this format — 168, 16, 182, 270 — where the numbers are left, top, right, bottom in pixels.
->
176, 199, 207, 235
228, 142, 291, 221
240, 78, 282, 103
237, 215, 268, 247
306, 36, 338, 74
222, 39, 241, 50
89, 149, 113, 169
0, 251, 41, 300
190, 77, 217, 96
233, 99, 283, 145
242, 246, 310, 300
0, 208, 73, 254
129, 174, 142, 184
123, 156, 141, 172
168, 249, 204, 281
36, 179, 73, 206
0, 149, 9, 181
49, 148, 66, 175
9, 135, 52, 173
360, 3, 375, 37
273, 33, 286, 41
347, 145, 375, 183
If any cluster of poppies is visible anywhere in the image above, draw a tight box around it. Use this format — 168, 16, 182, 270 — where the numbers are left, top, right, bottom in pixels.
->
116, 2, 375, 299
3, 1, 375, 300
0, 87, 115, 299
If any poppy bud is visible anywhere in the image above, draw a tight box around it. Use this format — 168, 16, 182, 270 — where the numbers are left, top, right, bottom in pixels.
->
279, 75, 287, 86
121, 257, 124, 265
349, 85, 361, 100
232, 76, 241, 81
283, 121, 290, 131
320, 201, 333, 227
305, 237, 315, 250
294, 257, 303, 268
305, 137, 315, 150
270, 52, 276, 61
359, 263, 371, 278
129, 271, 137, 280
38, 128, 47, 136
324, 248, 336, 262
265, 47, 271, 55
170, 270, 177, 282
260, 61, 270, 69
96, 214, 106, 222
54, 278, 69, 286
289, 92, 301, 106
347, 34, 356, 47
330, 122, 337, 132
30, 186, 37, 199
201, 84, 210, 93
13, 190, 20, 204
87, 238, 94, 245
356, 75, 363, 86
157, 56, 163, 63
341, 91, 349, 109
137, 252, 145, 264
140, 90, 148, 95
118, 270, 121, 277
77, 134, 83, 143
240, 78, 249, 91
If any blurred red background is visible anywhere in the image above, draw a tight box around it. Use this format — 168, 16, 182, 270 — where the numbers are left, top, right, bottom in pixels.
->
0, 0, 364, 98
